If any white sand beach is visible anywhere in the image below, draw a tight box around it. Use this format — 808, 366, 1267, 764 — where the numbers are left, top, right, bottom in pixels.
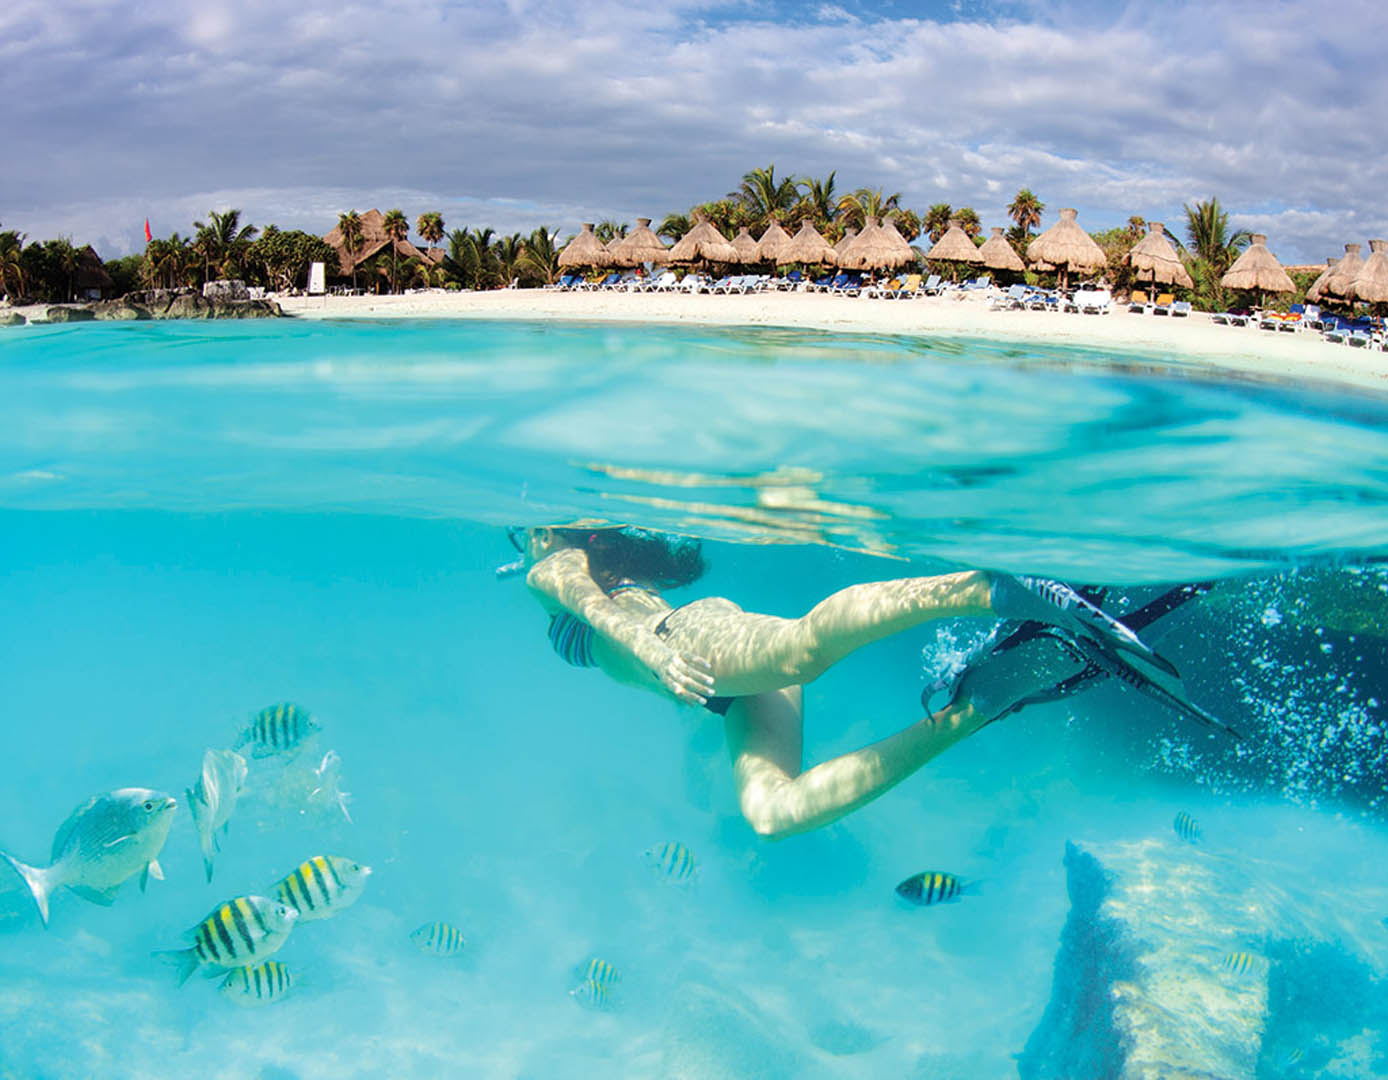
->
275, 288, 1388, 393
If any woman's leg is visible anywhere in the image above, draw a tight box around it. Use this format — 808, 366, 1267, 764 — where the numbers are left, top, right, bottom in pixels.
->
668, 571, 992, 697
725, 687, 987, 840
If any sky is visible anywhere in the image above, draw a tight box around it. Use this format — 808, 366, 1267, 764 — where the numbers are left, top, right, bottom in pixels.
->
2, 0, 1384, 263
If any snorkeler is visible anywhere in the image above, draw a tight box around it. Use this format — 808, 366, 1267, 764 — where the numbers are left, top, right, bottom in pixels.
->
501, 524, 1198, 839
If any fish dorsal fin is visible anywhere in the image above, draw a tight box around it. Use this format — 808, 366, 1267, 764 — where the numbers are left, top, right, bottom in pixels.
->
49, 794, 103, 862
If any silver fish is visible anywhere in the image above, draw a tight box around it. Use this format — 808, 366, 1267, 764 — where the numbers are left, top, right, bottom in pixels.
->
644, 841, 696, 883
410, 921, 466, 957
0, 788, 177, 926
187, 748, 247, 882
157, 895, 298, 986
220, 960, 295, 1007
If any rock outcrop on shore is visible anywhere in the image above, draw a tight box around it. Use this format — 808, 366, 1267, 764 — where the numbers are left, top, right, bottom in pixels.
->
4, 288, 284, 324
1020, 838, 1388, 1080
1, 312, 26, 326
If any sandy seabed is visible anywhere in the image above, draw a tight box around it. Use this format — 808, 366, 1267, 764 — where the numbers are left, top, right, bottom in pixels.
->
269, 288, 1388, 394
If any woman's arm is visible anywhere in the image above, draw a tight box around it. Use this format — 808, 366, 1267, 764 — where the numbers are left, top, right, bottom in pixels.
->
526, 547, 715, 704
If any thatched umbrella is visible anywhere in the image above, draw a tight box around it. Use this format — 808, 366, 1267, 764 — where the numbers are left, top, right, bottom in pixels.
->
756, 220, 794, 265
1320, 242, 1366, 301
558, 223, 615, 269
610, 218, 670, 267
1349, 239, 1388, 304
1219, 234, 1294, 305
668, 214, 739, 266
833, 228, 858, 259
837, 217, 913, 272
1305, 257, 1338, 303
1126, 222, 1193, 289
978, 227, 1025, 274
1027, 208, 1106, 289
877, 218, 916, 266
926, 219, 984, 279
730, 227, 760, 264
782, 219, 837, 266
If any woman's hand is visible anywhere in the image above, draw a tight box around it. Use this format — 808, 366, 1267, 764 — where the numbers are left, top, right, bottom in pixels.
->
630, 627, 716, 706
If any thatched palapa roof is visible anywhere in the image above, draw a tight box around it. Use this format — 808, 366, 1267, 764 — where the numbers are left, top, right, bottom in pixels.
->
558, 223, 616, 269
755, 220, 794, 264
610, 218, 669, 267
833, 228, 858, 256
76, 246, 115, 292
1305, 257, 1338, 302
1319, 242, 1365, 300
323, 209, 429, 276
1350, 239, 1388, 303
926, 220, 984, 264
1219, 234, 1294, 294
978, 227, 1025, 273
782, 219, 837, 265
731, 227, 760, 263
668, 215, 739, 265
1027, 208, 1105, 273
1126, 222, 1193, 288
837, 217, 914, 271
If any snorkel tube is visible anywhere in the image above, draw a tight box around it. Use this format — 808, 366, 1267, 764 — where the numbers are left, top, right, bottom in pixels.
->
495, 555, 527, 580
496, 525, 529, 580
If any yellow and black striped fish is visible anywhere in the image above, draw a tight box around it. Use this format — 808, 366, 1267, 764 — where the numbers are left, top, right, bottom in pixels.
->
237, 702, 320, 758
410, 921, 466, 957
272, 855, 372, 922
569, 977, 615, 1010
219, 960, 294, 1007
577, 957, 621, 987
1223, 951, 1265, 976
643, 841, 696, 883
157, 895, 298, 986
895, 871, 972, 907
1173, 811, 1202, 843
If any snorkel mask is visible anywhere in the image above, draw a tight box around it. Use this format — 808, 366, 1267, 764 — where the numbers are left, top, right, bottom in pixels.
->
494, 526, 529, 580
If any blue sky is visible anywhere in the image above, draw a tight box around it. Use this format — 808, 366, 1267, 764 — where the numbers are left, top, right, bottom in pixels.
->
2, 0, 1381, 262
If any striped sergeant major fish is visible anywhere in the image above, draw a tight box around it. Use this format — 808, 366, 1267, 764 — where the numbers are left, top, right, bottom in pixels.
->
643, 841, 696, 883
187, 748, 248, 882
411, 921, 466, 957
272, 855, 371, 922
220, 960, 294, 1007
895, 871, 977, 907
1223, 951, 1267, 977
0, 788, 177, 927
1173, 811, 1202, 844
569, 977, 615, 1010
236, 702, 320, 758
576, 957, 621, 987
156, 895, 298, 986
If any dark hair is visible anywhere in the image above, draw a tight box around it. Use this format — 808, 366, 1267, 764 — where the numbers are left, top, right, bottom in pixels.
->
552, 526, 706, 592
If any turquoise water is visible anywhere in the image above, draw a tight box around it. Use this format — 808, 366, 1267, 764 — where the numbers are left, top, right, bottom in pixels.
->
1, 320, 1386, 1078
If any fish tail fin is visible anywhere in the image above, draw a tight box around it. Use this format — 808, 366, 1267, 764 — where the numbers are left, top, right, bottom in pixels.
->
187, 788, 215, 881
0, 850, 55, 927
203, 855, 214, 884
153, 947, 201, 987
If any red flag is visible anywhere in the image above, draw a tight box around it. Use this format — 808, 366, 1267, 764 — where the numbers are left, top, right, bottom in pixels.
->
144, 218, 152, 244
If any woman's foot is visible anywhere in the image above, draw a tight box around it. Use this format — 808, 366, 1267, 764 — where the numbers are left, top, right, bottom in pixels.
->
926, 629, 1090, 728
988, 574, 1177, 678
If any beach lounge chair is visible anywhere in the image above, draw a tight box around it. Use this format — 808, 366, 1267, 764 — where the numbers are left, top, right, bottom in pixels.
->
1081, 289, 1112, 314
1151, 293, 1175, 315
1170, 301, 1191, 317
677, 273, 705, 293
860, 276, 902, 299
889, 274, 923, 299
1127, 290, 1150, 313
1349, 330, 1372, 348
644, 271, 677, 292
991, 284, 1029, 310
920, 274, 943, 296
700, 275, 733, 293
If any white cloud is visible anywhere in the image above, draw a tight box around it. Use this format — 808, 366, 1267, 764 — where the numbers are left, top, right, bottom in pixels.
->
3, 0, 1386, 261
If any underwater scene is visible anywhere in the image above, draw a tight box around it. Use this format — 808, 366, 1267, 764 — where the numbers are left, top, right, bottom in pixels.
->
1, 319, 1386, 1079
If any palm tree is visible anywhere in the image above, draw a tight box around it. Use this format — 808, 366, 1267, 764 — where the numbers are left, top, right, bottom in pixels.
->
798, 172, 838, 229
693, 199, 742, 236
0, 228, 27, 301
835, 188, 902, 232
519, 227, 561, 286
735, 164, 800, 227
338, 211, 364, 293
380, 208, 409, 293
923, 203, 953, 243
657, 213, 692, 244
1007, 188, 1044, 239
1182, 197, 1249, 272
416, 212, 445, 253
954, 207, 981, 239
47, 237, 81, 301
594, 221, 628, 244
494, 232, 525, 287
192, 209, 258, 279
143, 233, 190, 289
893, 209, 922, 243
